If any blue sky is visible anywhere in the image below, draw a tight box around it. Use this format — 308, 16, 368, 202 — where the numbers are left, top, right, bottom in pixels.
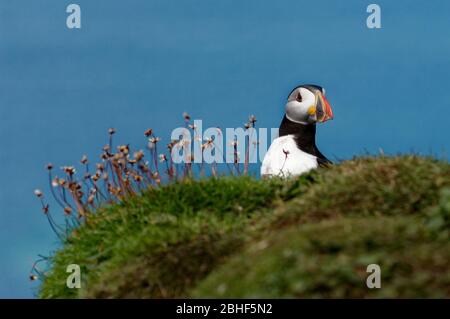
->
0, 0, 449, 298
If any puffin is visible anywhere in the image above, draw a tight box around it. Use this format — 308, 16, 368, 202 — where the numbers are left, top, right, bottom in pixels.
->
261, 84, 334, 177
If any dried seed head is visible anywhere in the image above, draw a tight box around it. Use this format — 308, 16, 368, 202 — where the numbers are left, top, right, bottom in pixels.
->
167, 140, 178, 150
151, 172, 159, 179
51, 178, 59, 187
80, 155, 88, 165
138, 163, 149, 173
283, 149, 290, 156
62, 166, 76, 176
179, 139, 191, 148
34, 189, 43, 198
127, 158, 137, 165
244, 122, 250, 130
118, 145, 129, 155
202, 137, 214, 150
46, 163, 53, 170
183, 112, 191, 122
249, 114, 257, 124
42, 204, 49, 215
149, 137, 161, 144
29, 274, 38, 281
88, 195, 95, 204
134, 150, 144, 161
108, 128, 116, 135
64, 207, 72, 215
58, 178, 67, 187
68, 182, 77, 191
159, 154, 167, 163
148, 137, 161, 149
144, 128, 153, 137
133, 174, 143, 182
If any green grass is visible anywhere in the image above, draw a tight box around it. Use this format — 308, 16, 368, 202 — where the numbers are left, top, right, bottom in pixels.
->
39, 176, 286, 298
192, 215, 450, 298
39, 155, 450, 298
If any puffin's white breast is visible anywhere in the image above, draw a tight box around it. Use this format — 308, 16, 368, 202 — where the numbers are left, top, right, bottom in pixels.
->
260, 135, 318, 177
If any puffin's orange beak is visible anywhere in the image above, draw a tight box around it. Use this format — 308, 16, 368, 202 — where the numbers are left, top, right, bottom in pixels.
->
317, 94, 334, 123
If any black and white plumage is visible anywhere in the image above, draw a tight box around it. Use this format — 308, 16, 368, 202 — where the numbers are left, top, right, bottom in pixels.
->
261, 84, 334, 177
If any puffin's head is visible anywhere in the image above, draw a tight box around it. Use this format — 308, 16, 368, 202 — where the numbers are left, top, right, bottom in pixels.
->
285, 84, 334, 125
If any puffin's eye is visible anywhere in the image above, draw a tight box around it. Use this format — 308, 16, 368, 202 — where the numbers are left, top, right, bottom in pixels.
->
296, 92, 302, 102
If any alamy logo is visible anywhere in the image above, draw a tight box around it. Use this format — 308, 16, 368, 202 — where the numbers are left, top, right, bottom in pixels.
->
169, 120, 278, 164
66, 4, 81, 29
366, 4, 382, 29
66, 264, 81, 289
366, 264, 381, 289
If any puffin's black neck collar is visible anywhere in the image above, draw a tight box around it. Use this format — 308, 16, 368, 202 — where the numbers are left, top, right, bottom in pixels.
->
278, 115, 331, 165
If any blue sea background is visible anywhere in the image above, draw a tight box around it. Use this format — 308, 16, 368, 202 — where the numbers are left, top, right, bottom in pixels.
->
0, 0, 449, 297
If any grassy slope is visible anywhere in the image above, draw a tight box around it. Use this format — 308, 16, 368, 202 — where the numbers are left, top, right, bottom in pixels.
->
39, 156, 450, 298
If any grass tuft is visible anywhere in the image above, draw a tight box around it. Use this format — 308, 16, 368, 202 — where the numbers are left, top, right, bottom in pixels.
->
38, 155, 450, 298
39, 177, 284, 298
